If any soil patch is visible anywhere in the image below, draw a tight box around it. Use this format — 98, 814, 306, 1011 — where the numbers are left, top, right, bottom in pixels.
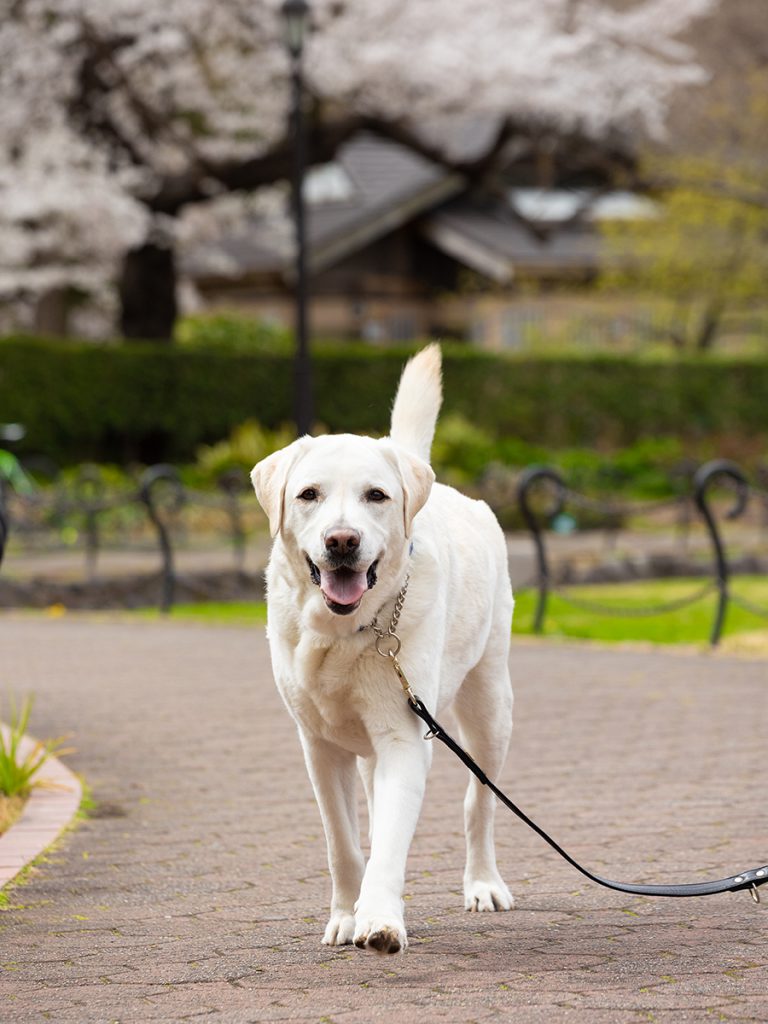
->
0, 792, 27, 836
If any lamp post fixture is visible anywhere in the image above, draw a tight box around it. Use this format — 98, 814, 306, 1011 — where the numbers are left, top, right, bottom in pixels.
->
281, 0, 313, 437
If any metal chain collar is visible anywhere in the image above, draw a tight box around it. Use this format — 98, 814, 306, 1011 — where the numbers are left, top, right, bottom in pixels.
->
368, 573, 416, 702
368, 572, 409, 655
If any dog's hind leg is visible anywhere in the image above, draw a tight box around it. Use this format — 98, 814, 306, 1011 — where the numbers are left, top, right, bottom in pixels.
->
453, 650, 514, 912
299, 731, 366, 945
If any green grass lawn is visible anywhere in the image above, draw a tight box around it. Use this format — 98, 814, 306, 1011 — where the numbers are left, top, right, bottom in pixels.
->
513, 576, 768, 646
138, 601, 268, 627
139, 576, 768, 649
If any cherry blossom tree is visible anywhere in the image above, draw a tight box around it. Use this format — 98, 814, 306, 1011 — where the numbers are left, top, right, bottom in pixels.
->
0, 0, 716, 338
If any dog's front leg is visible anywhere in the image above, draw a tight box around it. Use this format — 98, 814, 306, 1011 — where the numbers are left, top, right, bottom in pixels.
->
354, 731, 432, 954
299, 731, 365, 946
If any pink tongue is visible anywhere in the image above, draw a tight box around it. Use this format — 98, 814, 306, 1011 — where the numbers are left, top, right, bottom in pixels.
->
320, 568, 368, 606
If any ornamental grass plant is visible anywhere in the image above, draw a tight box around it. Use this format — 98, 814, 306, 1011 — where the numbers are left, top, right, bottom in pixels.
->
0, 695, 72, 801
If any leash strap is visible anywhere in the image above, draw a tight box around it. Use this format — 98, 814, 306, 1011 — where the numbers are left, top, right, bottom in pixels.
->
369, 586, 766, 903
407, 692, 768, 901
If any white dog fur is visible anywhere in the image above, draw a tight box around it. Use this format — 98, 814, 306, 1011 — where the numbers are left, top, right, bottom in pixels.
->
251, 344, 514, 954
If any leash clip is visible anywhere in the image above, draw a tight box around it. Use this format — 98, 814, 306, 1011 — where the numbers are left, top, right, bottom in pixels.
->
389, 652, 417, 705
371, 617, 419, 708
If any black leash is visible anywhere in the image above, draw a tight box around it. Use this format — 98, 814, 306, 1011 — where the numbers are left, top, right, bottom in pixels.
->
369, 579, 767, 903
407, 692, 767, 902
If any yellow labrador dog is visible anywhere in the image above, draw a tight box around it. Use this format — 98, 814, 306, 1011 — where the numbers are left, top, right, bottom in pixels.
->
251, 345, 514, 954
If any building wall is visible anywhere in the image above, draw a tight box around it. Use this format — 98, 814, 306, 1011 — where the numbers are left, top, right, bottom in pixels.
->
190, 223, 703, 351
192, 223, 463, 342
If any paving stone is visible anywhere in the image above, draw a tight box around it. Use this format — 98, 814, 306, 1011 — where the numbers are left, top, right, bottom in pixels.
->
0, 617, 766, 1023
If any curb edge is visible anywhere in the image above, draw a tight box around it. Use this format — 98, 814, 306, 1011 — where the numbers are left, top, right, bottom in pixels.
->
0, 731, 83, 890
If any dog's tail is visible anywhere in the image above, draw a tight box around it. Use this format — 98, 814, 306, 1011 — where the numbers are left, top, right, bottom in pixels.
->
389, 343, 443, 463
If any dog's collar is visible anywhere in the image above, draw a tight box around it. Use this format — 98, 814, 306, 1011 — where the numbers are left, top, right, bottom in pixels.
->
366, 572, 409, 639
359, 542, 414, 634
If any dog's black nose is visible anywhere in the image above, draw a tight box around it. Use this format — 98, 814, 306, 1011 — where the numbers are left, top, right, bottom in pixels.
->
324, 529, 361, 555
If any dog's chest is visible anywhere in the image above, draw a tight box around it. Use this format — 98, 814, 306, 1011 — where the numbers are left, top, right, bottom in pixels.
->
276, 639, 384, 756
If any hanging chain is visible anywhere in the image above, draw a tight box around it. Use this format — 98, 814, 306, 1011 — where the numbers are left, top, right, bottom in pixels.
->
368, 573, 410, 654
368, 573, 416, 702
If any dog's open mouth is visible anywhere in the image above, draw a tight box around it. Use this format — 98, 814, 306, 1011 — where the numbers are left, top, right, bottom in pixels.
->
306, 557, 378, 615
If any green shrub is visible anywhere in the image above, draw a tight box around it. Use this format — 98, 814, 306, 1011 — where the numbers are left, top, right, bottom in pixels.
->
176, 313, 291, 353
193, 419, 295, 484
1, 335, 766, 467
432, 413, 498, 484
0, 450, 36, 494
432, 416, 690, 498
0, 334, 294, 464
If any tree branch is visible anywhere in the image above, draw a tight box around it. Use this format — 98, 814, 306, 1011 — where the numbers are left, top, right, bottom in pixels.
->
146, 111, 633, 216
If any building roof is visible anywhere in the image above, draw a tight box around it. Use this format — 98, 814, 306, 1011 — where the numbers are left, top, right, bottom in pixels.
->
182, 133, 464, 281
304, 134, 464, 273
422, 204, 600, 284
183, 133, 643, 286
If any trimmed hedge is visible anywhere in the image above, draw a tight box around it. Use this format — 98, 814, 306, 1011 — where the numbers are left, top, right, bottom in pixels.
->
1, 335, 767, 465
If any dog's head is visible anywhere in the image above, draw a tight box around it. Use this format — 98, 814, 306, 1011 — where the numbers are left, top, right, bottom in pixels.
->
251, 433, 434, 625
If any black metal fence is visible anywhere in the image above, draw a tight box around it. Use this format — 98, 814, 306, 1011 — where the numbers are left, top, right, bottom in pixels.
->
0, 463, 253, 613
1, 457, 766, 645
517, 458, 768, 646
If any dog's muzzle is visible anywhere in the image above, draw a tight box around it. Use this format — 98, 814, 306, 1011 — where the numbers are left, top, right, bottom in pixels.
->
306, 556, 378, 615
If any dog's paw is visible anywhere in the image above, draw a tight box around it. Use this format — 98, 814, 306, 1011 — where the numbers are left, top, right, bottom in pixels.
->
353, 916, 407, 954
322, 911, 356, 946
464, 876, 514, 912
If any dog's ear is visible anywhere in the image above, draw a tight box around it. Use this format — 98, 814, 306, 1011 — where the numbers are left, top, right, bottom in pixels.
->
251, 439, 310, 538
383, 444, 435, 539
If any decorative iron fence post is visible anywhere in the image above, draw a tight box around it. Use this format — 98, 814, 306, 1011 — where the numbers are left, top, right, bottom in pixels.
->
74, 464, 106, 581
0, 422, 27, 569
757, 465, 768, 535
139, 465, 186, 613
693, 459, 749, 647
0, 485, 7, 571
517, 466, 566, 634
217, 469, 247, 573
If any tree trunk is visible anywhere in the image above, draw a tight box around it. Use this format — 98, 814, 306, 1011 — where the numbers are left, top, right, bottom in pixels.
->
118, 242, 178, 341
695, 299, 724, 352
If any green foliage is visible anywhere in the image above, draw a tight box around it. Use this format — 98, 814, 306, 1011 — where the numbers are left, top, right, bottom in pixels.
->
1, 335, 767, 466
194, 419, 295, 483
601, 75, 768, 351
0, 334, 295, 464
559, 436, 686, 497
432, 415, 686, 497
432, 413, 500, 484
175, 313, 291, 353
0, 695, 72, 798
0, 449, 36, 495
57, 463, 136, 491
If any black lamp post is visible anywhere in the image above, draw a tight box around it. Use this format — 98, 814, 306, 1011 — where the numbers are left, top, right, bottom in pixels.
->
0, 423, 25, 568
281, 0, 313, 436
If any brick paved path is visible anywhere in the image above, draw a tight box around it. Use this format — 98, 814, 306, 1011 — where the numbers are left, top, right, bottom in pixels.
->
1, 618, 766, 1023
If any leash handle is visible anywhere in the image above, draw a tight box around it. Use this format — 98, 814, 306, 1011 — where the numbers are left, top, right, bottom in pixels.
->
407, 694, 768, 902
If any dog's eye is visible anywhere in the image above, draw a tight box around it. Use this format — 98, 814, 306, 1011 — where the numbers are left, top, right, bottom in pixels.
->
366, 488, 389, 503
298, 488, 318, 501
